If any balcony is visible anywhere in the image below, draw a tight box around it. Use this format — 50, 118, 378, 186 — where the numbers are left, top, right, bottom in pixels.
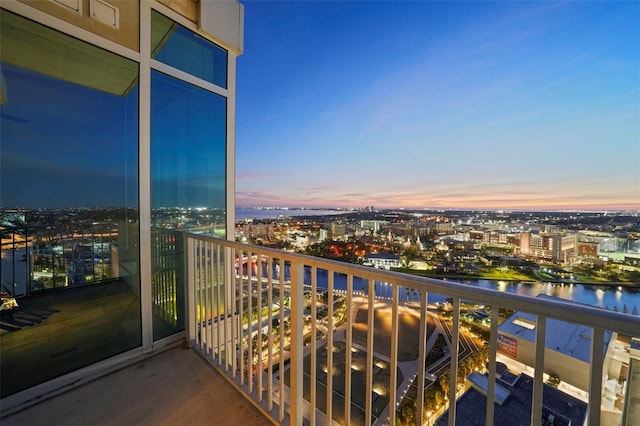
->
1, 344, 272, 426
2, 233, 639, 425
179, 233, 640, 425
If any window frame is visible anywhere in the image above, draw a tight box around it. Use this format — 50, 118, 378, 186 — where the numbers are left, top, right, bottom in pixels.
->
0, 0, 237, 378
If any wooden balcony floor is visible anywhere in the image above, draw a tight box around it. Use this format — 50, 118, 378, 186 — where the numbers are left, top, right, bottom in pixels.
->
1, 346, 273, 426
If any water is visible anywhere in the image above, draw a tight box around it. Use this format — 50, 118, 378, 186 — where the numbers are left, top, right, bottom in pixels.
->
236, 208, 347, 222
245, 262, 640, 314
459, 278, 640, 312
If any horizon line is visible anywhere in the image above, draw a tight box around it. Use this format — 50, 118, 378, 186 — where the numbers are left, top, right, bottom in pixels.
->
237, 206, 640, 213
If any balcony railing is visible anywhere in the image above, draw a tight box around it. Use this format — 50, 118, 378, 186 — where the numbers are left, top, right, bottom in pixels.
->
183, 232, 640, 426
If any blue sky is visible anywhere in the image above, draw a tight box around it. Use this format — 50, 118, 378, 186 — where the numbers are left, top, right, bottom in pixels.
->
236, 1, 640, 211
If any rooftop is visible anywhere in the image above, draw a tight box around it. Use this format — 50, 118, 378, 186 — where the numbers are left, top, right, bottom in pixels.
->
498, 295, 612, 363
435, 373, 587, 426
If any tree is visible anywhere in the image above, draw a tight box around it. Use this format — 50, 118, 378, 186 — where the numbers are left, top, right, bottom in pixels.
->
398, 403, 416, 426
423, 384, 445, 420
547, 373, 561, 388
401, 248, 417, 269
626, 270, 640, 282
439, 373, 450, 395
606, 271, 620, 282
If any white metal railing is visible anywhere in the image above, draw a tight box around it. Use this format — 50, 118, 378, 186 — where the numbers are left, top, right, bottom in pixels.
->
183, 233, 640, 426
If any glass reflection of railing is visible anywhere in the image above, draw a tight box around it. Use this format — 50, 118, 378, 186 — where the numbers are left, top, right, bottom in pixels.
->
1, 223, 120, 295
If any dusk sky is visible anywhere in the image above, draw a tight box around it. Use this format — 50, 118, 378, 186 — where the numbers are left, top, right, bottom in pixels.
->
236, 1, 640, 211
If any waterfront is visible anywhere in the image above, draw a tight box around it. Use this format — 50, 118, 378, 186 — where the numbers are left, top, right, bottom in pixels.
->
255, 264, 640, 314
450, 278, 640, 312
341, 276, 640, 313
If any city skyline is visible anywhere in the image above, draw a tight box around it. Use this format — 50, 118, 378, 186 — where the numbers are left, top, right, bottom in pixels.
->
236, 1, 640, 211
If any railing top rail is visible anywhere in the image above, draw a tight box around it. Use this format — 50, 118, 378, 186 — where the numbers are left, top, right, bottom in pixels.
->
184, 232, 640, 337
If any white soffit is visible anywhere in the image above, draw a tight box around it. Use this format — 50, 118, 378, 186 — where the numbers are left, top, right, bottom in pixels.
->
199, 0, 244, 55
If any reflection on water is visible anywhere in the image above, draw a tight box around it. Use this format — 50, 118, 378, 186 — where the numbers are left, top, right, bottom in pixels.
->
458, 278, 640, 312
615, 288, 623, 304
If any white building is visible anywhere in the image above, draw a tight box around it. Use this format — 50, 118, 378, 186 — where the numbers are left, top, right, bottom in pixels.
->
362, 253, 401, 269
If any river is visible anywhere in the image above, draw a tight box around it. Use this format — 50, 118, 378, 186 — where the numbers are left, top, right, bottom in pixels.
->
253, 264, 640, 314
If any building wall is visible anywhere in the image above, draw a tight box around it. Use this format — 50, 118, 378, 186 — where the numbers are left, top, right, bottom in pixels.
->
499, 332, 591, 392
578, 241, 599, 257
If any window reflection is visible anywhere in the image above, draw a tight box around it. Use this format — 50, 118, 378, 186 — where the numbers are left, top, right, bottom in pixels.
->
151, 70, 227, 213
0, 11, 140, 398
150, 70, 226, 340
151, 10, 227, 89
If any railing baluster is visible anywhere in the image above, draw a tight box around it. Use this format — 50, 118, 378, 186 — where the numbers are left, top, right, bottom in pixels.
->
267, 255, 274, 412
224, 245, 232, 372
532, 314, 546, 425
198, 241, 204, 352
247, 250, 253, 394
416, 289, 427, 426
486, 306, 499, 425
222, 245, 228, 369
326, 270, 334, 425
365, 279, 375, 426
205, 242, 210, 352
310, 266, 317, 425
207, 243, 215, 360
215, 243, 222, 366
158, 232, 162, 321
171, 237, 174, 324
207, 241, 213, 356
290, 261, 304, 425
237, 248, 244, 384
229, 247, 238, 377
198, 240, 204, 350
203, 242, 209, 354
345, 274, 353, 426
257, 252, 263, 402
186, 236, 196, 343
278, 258, 285, 423
201, 241, 207, 351
388, 282, 399, 426
194, 240, 200, 348
448, 296, 460, 426
588, 327, 605, 426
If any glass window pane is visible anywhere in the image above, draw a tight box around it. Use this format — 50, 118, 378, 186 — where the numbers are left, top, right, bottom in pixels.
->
151, 69, 227, 340
151, 10, 227, 89
0, 11, 140, 397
